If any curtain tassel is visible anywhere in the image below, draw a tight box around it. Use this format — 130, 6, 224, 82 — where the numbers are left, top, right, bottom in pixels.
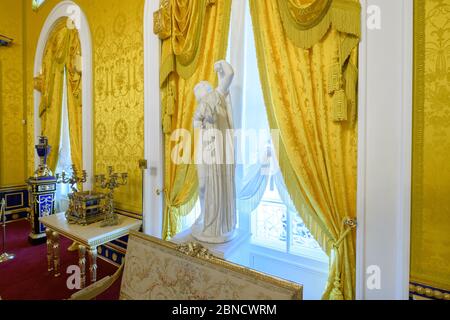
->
332, 89, 347, 122
330, 217, 357, 300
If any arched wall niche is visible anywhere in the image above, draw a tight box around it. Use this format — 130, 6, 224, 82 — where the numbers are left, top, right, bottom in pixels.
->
33, 0, 94, 189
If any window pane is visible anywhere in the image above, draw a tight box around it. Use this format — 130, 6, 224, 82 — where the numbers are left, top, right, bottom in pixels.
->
251, 201, 287, 251
291, 213, 321, 251
178, 198, 201, 233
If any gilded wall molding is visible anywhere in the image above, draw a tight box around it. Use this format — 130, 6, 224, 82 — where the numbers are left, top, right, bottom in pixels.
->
410, 282, 450, 300
410, 0, 450, 297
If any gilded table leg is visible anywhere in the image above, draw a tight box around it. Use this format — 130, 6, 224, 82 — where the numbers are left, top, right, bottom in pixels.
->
52, 231, 60, 277
88, 247, 97, 283
78, 245, 86, 289
45, 228, 53, 272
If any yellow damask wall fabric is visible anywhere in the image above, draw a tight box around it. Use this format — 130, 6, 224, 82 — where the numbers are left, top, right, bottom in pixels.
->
38, 18, 82, 172
160, 0, 232, 239
411, 0, 450, 292
0, 0, 27, 187
250, 0, 359, 300
25, 0, 145, 215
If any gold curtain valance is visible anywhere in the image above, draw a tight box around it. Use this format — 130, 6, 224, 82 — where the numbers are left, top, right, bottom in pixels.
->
158, 0, 216, 85
277, 0, 361, 48
39, 18, 81, 117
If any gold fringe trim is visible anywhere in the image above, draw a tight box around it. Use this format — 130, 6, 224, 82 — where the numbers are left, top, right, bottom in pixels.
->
327, 62, 342, 94
344, 61, 358, 122
332, 89, 347, 121
278, 0, 361, 49
164, 189, 199, 240
340, 34, 359, 67
160, 54, 175, 87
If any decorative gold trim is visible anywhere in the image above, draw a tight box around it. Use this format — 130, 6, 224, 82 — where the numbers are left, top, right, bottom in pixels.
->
0, 184, 28, 192
114, 208, 143, 220
175, 242, 214, 260
130, 230, 303, 299
411, 0, 427, 288
40, 218, 141, 248
411, 1, 426, 234
103, 242, 127, 254
409, 282, 450, 300
276, 0, 361, 49
113, 238, 129, 246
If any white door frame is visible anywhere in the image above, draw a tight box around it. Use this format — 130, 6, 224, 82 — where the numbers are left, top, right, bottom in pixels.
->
143, 0, 164, 237
356, 0, 413, 300
34, 1, 94, 190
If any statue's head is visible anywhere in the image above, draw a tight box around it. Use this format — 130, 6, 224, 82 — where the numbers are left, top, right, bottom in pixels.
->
194, 81, 213, 102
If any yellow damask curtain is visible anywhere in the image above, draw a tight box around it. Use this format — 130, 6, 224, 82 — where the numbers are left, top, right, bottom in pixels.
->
38, 18, 82, 173
158, 0, 232, 240
250, 0, 360, 300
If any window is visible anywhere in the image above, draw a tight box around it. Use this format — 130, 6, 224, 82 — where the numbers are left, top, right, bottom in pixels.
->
238, 2, 325, 262
166, 1, 328, 299
179, 1, 326, 263
54, 69, 73, 213
251, 181, 323, 258
179, 198, 201, 233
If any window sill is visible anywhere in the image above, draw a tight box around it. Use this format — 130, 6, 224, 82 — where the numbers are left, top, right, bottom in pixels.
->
248, 242, 329, 275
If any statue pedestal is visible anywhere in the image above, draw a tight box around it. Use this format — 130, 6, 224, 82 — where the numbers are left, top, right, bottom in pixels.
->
172, 228, 249, 260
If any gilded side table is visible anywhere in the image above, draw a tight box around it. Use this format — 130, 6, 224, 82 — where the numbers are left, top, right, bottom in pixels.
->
40, 212, 141, 287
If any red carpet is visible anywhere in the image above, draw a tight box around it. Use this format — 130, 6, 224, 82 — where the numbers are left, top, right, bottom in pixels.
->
0, 219, 121, 300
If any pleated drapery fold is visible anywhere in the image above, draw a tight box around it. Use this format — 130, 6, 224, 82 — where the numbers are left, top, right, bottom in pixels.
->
37, 18, 83, 174
249, 0, 360, 300
157, 0, 232, 239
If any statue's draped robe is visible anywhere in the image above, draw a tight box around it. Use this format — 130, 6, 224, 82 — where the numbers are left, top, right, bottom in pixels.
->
193, 90, 236, 241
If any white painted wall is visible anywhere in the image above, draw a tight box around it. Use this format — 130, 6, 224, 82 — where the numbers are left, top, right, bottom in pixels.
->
356, 0, 413, 300
143, 0, 164, 237
34, 1, 94, 190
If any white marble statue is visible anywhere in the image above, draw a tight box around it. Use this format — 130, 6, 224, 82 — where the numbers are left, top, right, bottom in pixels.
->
191, 60, 237, 244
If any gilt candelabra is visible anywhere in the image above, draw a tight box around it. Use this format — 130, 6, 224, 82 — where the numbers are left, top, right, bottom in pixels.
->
56, 165, 87, 193
94, 166, 128, 227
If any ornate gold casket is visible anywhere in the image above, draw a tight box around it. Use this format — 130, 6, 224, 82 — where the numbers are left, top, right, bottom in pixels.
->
65, 191, 105, 225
